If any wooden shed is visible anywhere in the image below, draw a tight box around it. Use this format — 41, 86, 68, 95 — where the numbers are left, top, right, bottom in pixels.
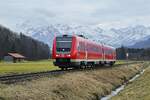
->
4, 53, 26, 63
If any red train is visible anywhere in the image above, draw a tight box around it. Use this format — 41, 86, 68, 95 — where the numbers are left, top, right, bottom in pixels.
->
52, 35, 116, 69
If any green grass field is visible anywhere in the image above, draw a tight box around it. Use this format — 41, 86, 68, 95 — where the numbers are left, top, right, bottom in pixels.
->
0, 60, 132, 76
0, 59, 59, 75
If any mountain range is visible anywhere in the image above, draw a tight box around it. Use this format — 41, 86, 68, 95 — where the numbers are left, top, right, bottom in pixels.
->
129, 38, 150, 48
17, 22, 150, 48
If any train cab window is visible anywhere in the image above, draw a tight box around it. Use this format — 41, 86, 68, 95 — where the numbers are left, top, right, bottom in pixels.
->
56, 37, 72, 52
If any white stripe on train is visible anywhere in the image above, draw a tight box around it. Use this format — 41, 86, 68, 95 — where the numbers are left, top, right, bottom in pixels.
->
70, 59, 116, 62
52, 59, 116, 62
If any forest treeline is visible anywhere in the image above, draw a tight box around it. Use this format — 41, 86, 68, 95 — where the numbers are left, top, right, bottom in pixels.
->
1, 24, 150, 61
116, 46, 150, 60
0, 25, 50, 60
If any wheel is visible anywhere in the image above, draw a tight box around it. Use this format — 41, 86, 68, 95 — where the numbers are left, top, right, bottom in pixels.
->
91, 63, 95, 69
61, 67, 65, 70
109, 62, 114, 66
60, 67, 68, 70
80, 65, 86, 69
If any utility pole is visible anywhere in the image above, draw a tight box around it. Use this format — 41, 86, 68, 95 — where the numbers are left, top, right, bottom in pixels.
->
126, 53, 129, 67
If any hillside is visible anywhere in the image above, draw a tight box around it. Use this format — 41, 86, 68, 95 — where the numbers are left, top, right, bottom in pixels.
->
0, 25, 50, 60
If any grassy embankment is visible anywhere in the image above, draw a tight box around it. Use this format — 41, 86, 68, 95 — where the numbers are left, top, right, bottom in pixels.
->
112, 65, 150, 100
0, 62, 148, 100
0, 60, 59, 75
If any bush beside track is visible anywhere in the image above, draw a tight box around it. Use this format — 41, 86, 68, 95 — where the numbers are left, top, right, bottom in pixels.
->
0, 62, 148, 100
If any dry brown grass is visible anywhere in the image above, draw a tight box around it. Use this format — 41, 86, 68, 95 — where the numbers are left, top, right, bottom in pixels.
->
111, 65, 150, 100
0, 63, 148, 100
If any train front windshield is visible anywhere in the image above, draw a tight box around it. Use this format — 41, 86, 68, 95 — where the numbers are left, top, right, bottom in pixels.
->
56, 37, 72, 52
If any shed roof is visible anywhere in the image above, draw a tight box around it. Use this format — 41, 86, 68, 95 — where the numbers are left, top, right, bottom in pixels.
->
8, 53, 25, 59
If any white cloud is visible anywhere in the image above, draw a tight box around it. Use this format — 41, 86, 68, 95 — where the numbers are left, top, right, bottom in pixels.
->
0, 0, 150, 31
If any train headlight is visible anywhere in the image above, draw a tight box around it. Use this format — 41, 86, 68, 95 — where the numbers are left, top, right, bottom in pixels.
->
56, 54, 59, 57
68, 54, 71, 57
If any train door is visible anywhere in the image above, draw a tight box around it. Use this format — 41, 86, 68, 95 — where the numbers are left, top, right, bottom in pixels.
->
101, 44, 105, 64
83, 41, 87, 66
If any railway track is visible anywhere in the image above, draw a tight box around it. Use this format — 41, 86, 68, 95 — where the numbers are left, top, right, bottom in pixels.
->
0, 62, 143, 84
0, 70, 65, 84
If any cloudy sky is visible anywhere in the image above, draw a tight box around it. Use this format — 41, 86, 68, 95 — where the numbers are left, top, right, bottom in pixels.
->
0, 0, 150, 30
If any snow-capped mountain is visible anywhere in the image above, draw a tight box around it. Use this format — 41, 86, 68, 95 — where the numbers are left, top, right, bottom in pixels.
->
17, 22, 150, 48
107, 25, 150, 47
129, 37, 150, 48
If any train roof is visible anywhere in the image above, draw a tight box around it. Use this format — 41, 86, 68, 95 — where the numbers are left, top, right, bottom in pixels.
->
103, 44, 116, 50
76, 35, 115, 50
55, 34, 116, 50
